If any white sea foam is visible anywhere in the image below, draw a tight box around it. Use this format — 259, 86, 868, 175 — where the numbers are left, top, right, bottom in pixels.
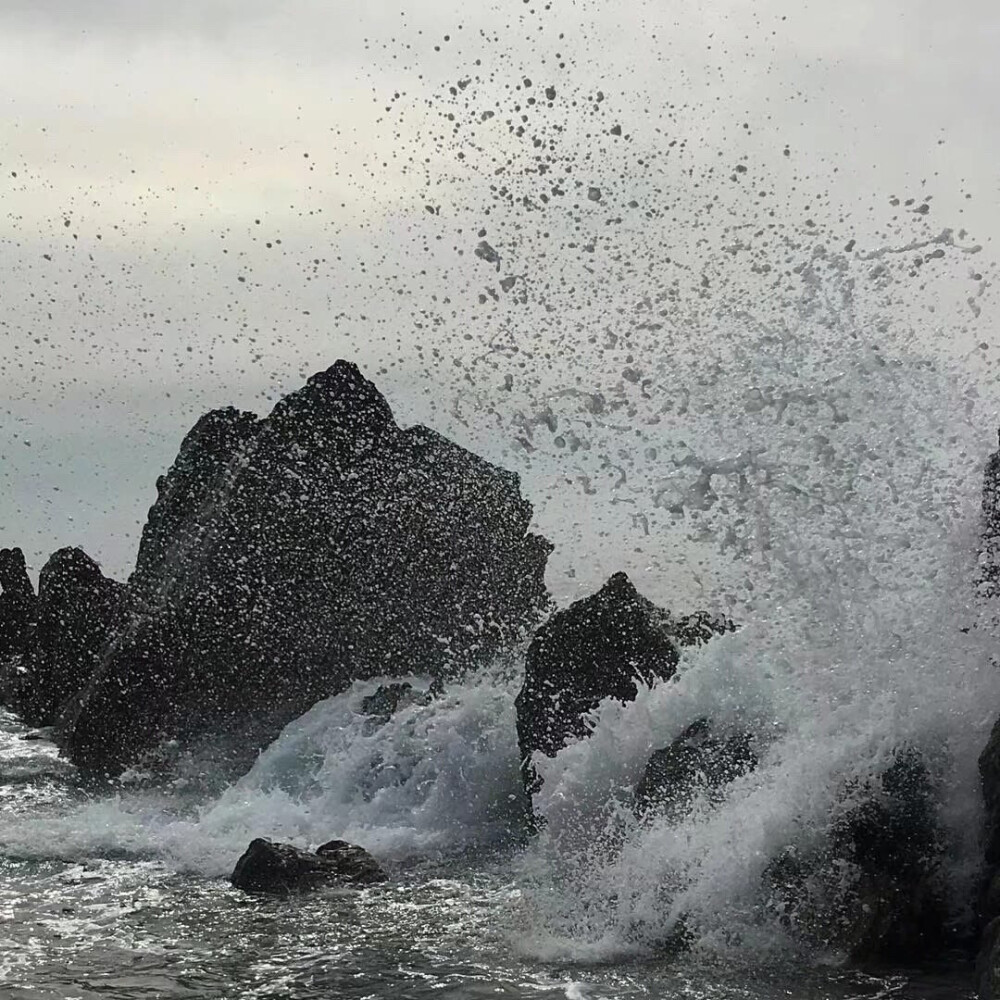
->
507, 262, 1000, 959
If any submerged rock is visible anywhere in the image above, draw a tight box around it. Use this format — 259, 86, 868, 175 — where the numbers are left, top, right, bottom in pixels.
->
19, 728, 54, 742
60, 361, 551, 776
514, 572, 734, 795
763, 749, 946, 963
634, 718, 757, 821
230, 837, 386, 893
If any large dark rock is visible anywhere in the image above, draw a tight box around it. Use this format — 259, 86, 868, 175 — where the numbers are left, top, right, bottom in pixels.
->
230, 837, 386, 893
514, 572, 734, 795
763, 749, 946, 963
14, 548, 126, 729
61, 361, 552, 776
634, 718, 757, 821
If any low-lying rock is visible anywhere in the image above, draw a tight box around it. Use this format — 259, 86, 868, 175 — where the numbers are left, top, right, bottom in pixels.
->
515, 572, 734, 795
230, 837, 386, 894
634, 718, 757, 821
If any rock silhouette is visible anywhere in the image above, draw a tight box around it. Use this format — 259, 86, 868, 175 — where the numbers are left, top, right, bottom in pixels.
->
56, 361, 551, 776
16, 548, 126, 729
514, 572, 734, 796
0, 547, 36, 662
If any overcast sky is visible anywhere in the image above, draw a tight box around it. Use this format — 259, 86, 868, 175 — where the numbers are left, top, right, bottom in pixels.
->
1, 0, 999, 605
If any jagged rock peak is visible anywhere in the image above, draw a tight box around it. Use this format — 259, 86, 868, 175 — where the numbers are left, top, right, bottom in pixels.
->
261, 359, 397, 450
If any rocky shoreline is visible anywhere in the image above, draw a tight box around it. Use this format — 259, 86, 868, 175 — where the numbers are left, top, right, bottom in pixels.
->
3, 360, 1000, 988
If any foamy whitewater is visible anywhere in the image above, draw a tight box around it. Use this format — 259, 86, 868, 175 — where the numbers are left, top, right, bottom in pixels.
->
2, 221, 999, 995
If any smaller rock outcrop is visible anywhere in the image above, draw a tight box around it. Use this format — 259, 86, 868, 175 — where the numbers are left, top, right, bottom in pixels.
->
0, 547, 37, 663
634, 718, 757, 821
17, 548, 126, 728
230, 837, 386, 894
515, 572, 734, 795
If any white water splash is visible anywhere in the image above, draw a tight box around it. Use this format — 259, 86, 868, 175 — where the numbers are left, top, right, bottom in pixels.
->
508, 294, 1000, 960
0, 671, 527, 876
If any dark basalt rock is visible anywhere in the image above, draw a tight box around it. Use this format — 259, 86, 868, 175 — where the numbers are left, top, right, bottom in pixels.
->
634, 718, 757, 821
514, 572, 734, 796
230, 837, 386, 894
61, 361, 552, 776
763, 749, 946, 963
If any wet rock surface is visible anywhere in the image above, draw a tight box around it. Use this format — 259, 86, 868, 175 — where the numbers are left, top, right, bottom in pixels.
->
514, 572, 734, 795
230, 837, 387, 894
